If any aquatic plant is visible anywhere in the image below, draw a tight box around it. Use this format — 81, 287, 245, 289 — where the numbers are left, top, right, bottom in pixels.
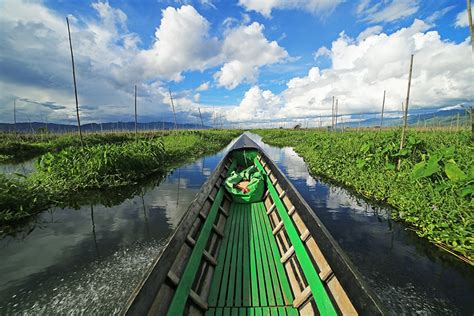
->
0, 130, 240, 223
256, 129, 473, 262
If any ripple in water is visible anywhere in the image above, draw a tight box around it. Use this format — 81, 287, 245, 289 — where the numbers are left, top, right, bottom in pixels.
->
2, 239, 166, 315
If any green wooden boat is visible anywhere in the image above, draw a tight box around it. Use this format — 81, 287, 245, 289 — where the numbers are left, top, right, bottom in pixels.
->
123, 134, 385, 315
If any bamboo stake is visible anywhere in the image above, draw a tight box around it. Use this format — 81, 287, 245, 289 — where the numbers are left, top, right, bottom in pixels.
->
168, 88, 178, 131
380, 90, 386, 128
468, 0, 474, 52
198, 107, 204, 129
66, 17, 83, 148
400, 101, 404, 126
331, 96, 335, 129
13, 98, 16, 133
335, 99, 339, 128
134, 85, 138, 137
398, 54, 414, 171
456, 113, 460, 131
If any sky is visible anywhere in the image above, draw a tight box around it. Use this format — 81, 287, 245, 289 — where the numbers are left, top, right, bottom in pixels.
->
0, 0, 472, 127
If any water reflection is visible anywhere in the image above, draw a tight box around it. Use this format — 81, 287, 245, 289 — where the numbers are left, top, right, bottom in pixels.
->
1, 159, 36, 176
245, 132, 473, 315
0, 140, 236, 315
1, 134, 472, 315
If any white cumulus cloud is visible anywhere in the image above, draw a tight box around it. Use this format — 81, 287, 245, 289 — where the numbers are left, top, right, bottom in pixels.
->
238, 0, 343, 17
455, 10, 469, 28
0, 1, 289, 124
214, 22, 288, 89
225, 19, 472, 123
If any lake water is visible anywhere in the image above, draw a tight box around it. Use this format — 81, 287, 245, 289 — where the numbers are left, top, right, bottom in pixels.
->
0, 133, 472, 314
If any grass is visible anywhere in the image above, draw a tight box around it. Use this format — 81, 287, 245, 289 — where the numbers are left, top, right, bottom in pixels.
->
0, 130, 240, 224
255, 128, 473, 263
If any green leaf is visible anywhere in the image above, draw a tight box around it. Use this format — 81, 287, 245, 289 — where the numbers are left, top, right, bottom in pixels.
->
360, 143, 371, 154
460, 185, 474, 197
444, 161, 467, 182
441, 146, 455, 158
423, 155, 441, 176
412, 161, 426, 180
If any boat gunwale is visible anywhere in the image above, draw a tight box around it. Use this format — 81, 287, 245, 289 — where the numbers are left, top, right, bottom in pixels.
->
122, 147, 231, 315
255, 138, 387, 315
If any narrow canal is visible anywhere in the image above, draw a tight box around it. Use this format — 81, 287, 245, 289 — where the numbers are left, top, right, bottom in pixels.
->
0, 133, 472, 314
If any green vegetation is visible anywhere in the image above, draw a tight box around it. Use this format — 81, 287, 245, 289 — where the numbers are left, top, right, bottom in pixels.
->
0, 130, 240, 223
256, 129, 473, 262
0, 131, 168, 163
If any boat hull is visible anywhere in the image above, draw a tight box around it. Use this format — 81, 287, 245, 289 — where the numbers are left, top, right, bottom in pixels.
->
123, 134, 385, 315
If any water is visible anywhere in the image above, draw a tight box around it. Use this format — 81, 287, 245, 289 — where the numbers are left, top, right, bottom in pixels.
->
1, 133, 473, 315
247, 133, 473, 315
0, 143, 232, 315
1, 159, 36, 176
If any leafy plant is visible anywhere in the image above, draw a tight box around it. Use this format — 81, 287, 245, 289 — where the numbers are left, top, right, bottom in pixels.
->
256, 128, 473, 261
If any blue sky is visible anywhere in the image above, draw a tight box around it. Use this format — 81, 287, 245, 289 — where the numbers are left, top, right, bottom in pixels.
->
0, 0, 471, 126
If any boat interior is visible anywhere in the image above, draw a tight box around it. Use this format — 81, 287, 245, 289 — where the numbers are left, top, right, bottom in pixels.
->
144, 145, 358, 316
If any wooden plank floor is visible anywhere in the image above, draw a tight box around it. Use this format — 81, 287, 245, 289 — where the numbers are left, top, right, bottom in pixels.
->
206, 202, 297, 316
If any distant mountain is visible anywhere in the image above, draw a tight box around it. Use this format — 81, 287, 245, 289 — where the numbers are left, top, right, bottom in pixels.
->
0, 121, 208, 133
341, 107, 469, 128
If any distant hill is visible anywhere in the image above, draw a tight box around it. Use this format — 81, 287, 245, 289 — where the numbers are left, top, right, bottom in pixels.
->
341, 107, 469, 128
0, 121, 208, 133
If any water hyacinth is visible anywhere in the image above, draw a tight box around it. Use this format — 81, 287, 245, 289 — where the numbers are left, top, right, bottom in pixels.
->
256, 129, 473, 262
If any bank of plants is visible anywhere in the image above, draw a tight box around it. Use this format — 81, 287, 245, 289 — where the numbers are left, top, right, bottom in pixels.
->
256, 129, 473, 262
0, 130, 240, 223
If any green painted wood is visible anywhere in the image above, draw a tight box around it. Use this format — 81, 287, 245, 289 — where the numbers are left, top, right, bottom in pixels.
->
254, 159, 337, 316
256, 203, 284, 306
207, 308, 216, 316
277, 307, 286, 316
257, 202, 294, 305
219, 203, 241, 306
223, 307, 231, 316
228, 203, 244, 306
285, 307, 298, 316
239, 307, 246, 316
167, 185, 226, 315
255, 307, 263, 316
250, 203, 268, 306
216, 308, 224, 316
248, 308, 255, 316
208, 203, 237, 306
242, 205, 251, 306
231, 307, 239, 316
235, 203, 246, 306
270, 307, 279, 315
167, 160, 236, 315
248, 203, 260, 307
253, 203, 276, 306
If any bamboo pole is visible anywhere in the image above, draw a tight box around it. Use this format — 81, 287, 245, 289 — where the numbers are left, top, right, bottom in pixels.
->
468, 0, 474, 52
66, 17, 83, 148
400, 101, 404, 126
168, 88, 178, 131
335, 98, 339, 128
198, 107, 204, 129
134, 85, 138, 137
380, 90, 386, 128
398, 54, 414, 171
331, 96, 335, 129
13, 98, 16, 133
